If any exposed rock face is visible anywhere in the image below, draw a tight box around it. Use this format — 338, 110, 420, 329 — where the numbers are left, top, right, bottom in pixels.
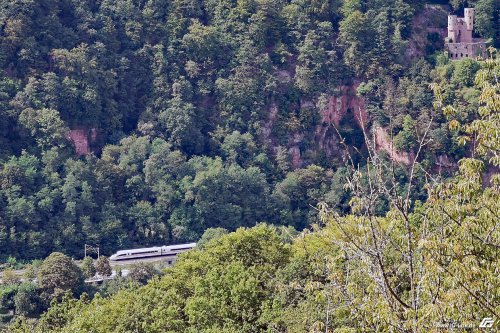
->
263, 81, 372, 168
289, 145, 301, 168
374, 126, 413, 165
436, 154, 455, 168
262, 103, 279, 147
276, 70, 292, 83
289, 133, 304, 169
264, 80, 431, 168
68, 128, 98, 156
320, 83, 367, 128
406, 4, 448, 59
315, 83, 368, 158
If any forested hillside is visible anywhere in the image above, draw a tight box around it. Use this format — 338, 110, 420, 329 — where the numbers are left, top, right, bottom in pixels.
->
0, 0, 498, 261
0, 0, 499, 332
2, 48, 497, 333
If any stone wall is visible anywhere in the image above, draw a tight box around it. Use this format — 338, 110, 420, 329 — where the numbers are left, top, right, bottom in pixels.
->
447, 41, 486, 60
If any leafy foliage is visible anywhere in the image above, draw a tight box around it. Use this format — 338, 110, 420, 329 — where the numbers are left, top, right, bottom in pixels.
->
80, 257, 95, 279
94, 257, 112, 278
37, 253, 83, 303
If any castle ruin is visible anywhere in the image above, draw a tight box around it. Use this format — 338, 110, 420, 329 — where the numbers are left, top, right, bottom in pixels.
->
445, 8, 487, 60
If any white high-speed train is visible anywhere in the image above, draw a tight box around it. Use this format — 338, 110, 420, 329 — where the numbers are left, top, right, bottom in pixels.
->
109, 243, 196, 261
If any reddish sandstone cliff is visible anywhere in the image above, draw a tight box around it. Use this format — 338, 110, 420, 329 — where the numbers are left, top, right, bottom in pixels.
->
68, 128, 98, 156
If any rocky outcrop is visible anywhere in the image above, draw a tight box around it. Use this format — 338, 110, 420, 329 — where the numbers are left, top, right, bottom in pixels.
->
374, 126, 413, 165
435, 154, 455, 168
263, 83, 433, 168
289, 132, 304, 168
321, 82, 368, 127
262, 103, 279, 147
315, 83, 368, 158
320, 83, 367, 128
68, 128, 98, 156
263, 81, 372, 167
405, 4, 448, 59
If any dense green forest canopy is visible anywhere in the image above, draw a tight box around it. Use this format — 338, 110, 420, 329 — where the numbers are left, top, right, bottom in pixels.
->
0, 0, 498, 261
2, 47, 497, 333
0, 0, 498, 332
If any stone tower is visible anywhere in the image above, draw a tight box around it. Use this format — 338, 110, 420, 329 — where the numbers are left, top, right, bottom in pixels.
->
445, 8, 486, 60
464, 8, 474, 32
447, 15, 458, 43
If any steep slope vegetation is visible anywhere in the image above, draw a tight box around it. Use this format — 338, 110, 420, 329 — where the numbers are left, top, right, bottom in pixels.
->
0, 0, 498, 260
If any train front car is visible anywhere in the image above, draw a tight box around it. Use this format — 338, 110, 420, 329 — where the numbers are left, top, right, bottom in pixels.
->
109, 246, 162, 261
109, 250, 129, 261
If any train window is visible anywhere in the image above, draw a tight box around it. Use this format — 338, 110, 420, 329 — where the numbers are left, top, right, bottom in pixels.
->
134, 250, 159, 254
